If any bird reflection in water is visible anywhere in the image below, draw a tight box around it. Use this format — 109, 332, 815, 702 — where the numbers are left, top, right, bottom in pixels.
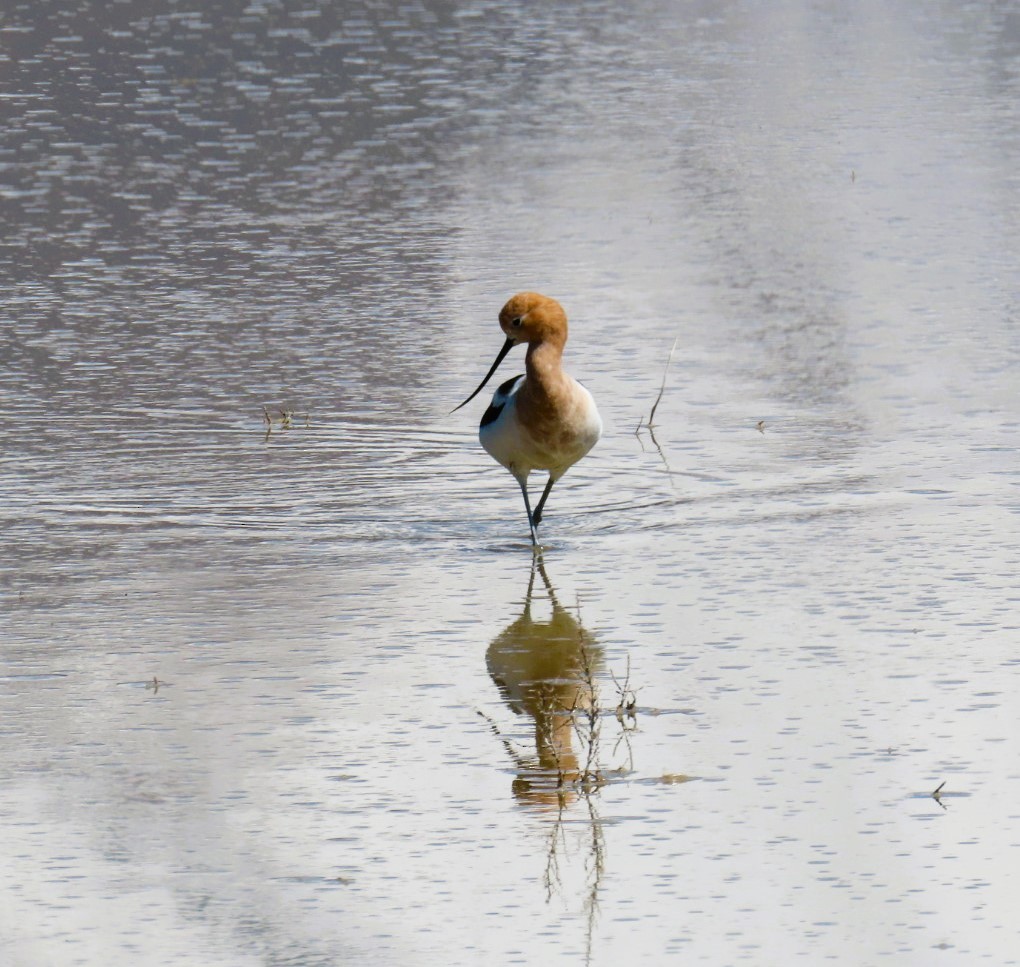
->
482, 555, 635, 954
485, 554, 606, 809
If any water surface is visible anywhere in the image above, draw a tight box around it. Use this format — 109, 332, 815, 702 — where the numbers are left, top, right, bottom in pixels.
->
2, 2, 1019, 964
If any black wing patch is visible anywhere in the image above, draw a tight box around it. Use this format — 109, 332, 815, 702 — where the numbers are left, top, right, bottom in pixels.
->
480, 401, 504, 428
480, 375, 523, 428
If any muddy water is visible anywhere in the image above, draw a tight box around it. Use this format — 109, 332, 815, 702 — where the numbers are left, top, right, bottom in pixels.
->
2, 2, 1019, 965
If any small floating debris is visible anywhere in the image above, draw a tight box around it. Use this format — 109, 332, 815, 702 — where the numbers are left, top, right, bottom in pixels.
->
756, 420, 766, 434
659, 773, 697, 785
263, 406, 310, 439
116, 676, 170, 693
908, 780, 968, 809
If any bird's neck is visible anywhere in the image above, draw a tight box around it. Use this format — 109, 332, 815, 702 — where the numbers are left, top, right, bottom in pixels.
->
524, 340, 567, 396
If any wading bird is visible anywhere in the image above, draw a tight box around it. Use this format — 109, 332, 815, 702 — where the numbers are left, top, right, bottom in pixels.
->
454, 292, 601, 546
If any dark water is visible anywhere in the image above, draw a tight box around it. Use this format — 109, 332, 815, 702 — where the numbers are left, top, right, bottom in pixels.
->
2, 2, 1019, 965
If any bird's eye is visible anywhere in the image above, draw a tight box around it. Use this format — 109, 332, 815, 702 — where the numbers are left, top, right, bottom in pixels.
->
511, 316, 523, 328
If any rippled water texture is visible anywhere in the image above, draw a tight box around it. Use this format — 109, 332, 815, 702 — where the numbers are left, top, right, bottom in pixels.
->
2, 2, 1019, 964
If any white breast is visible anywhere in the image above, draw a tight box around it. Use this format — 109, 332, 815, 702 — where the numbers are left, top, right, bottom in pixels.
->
480, 376, 601, 481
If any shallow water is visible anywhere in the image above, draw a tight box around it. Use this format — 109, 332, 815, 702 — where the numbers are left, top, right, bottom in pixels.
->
2, 1, 1019, 964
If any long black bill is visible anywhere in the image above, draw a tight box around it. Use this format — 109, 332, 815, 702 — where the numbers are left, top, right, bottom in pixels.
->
451, 337, 515, 413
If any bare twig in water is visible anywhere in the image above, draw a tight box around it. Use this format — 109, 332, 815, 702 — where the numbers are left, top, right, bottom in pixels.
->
634, 339, 680, 490
932, 780, 947, 809
638, 337, 679, 432
609, 654, 638, 728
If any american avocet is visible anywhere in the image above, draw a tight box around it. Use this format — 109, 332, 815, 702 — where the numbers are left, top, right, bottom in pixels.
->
454, 292, 602, 545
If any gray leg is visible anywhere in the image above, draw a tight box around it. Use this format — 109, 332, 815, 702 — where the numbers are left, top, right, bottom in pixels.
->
532, 475, 556, 527
517, 477, 540, 545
